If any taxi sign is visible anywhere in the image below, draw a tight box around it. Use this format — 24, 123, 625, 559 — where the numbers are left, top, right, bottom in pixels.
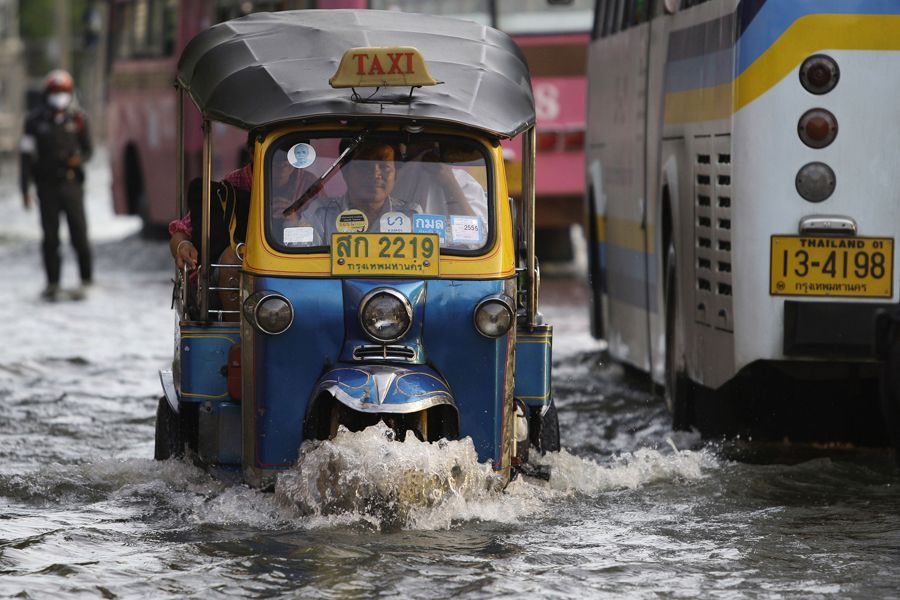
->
329, 46, 438, 88
331, 233, 440, 277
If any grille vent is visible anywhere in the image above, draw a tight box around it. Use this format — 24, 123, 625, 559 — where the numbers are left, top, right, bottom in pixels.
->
352, 345, 416, 361
693, 135, 733, 332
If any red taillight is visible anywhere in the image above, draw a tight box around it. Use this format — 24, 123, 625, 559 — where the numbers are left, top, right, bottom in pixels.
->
799, 54, 839, 95
226, 343, 241, 401
798, 108, 838, 149
563, 129, 585, 151
536, 131, 558, 152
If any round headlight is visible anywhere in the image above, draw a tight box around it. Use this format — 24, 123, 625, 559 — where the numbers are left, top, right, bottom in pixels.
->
798, 108, 838, 149
795, 162, 836, 203
474, 296, 514, 338
359, 289, 412, 343
799, 54, 839, 95
246, 293, 293, 335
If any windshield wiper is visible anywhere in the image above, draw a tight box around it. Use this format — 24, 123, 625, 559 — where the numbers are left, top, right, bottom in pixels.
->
281, 129, 370, 217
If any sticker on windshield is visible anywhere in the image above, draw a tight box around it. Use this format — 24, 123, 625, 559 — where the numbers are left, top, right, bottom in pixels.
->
283, 226, 314, 246
336, 209, 368, 233
413, 214, 447, 244
287, 143, 316, 169
380, 212, 411, 233
450, 215, 484, 244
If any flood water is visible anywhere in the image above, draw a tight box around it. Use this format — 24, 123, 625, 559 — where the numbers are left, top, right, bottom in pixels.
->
1, 156, 899, 599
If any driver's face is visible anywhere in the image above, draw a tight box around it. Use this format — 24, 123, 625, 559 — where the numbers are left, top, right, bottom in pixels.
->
344, 144, 396, 210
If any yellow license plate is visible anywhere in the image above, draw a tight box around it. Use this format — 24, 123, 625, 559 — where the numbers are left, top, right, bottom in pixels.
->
770, 235, 893, 298
331, 233, 440, 277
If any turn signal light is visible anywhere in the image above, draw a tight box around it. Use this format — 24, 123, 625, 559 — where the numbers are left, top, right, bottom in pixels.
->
799, 54, 839, 95
795, 162, 836, 203
474, 295, 514, 338
798, 108, 838, 149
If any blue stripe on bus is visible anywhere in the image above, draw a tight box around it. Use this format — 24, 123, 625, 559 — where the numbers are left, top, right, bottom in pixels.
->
664, 0, 900, 95
736, 0, 900, 75
596, 241, 659, 313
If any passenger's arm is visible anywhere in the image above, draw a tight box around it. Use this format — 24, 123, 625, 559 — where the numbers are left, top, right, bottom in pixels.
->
170, 230, 198, 271
436, 166, 476, 217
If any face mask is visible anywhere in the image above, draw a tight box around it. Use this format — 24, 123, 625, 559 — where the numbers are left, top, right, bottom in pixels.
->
47, 92, 72, 110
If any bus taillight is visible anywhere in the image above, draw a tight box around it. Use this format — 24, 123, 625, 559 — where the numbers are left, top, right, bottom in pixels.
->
799, 54, 840, 95
537, 131, 559, 152
563, 129, 585, 151
798, 109, 838, 149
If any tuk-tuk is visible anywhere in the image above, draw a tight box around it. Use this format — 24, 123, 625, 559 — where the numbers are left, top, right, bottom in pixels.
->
156, 10, 558, 489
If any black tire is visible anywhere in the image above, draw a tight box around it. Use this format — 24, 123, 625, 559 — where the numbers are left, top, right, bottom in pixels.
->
877, 311, 900, 469
530, 399, 561, 454
154, 397, 183, 460
586, 190, 605, 339
664, 241, 692, 430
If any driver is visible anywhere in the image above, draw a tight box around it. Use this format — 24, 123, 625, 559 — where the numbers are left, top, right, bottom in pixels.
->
296, 141, 422, 245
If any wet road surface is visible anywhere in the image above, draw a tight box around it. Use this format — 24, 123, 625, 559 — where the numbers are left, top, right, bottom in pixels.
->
1, 155, 898, 599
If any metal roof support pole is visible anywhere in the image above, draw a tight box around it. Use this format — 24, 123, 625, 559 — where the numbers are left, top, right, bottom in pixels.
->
200, 119, 212, 322
175, 88, 186, 319
176, 87, 184, 218
524, 125, 538, 329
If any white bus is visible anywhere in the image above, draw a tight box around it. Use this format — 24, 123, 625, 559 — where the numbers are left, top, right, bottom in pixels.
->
585, 0, 900, 440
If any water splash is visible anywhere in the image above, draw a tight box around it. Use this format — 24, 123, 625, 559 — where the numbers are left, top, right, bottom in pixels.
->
273, 424, 716, 530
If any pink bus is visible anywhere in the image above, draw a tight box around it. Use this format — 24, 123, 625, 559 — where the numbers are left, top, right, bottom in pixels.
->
107, 0, 593, 246
107, 0, 307, 231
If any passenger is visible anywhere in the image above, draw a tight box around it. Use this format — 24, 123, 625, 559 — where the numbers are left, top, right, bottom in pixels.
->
297, 141, 422, 245
393, 141, 487, 221
169, 151, 252, 271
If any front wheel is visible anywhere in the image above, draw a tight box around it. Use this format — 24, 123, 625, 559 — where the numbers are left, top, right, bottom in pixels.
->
154, 397, 183, 460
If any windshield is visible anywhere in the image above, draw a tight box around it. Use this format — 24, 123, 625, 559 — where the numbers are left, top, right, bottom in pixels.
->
266, 133, 492, 254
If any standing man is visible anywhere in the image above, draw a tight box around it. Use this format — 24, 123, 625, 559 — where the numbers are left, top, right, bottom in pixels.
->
20, 69, 93, 300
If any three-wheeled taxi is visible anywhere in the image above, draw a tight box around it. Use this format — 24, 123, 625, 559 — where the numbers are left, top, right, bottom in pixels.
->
156, 10, 558, 488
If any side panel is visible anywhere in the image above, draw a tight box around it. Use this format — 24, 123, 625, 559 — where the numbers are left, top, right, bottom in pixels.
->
586, 24, 652, 372
179, 325, 240, 400
423, 279, 513, 468
660, 1, 739, 389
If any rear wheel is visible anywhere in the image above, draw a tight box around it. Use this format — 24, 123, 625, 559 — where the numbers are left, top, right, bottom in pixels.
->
529, 399, 561, 454
664, 241, 692, 430
154, 397, 183, 460
877, 311, 900, 469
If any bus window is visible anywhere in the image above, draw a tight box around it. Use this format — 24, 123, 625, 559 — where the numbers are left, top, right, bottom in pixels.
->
111, 0, 178, 60
368, 0, 491, 26
496, 0, 593, 34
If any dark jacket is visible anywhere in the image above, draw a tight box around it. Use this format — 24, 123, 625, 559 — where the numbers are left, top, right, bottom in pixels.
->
20, 104, 92, 196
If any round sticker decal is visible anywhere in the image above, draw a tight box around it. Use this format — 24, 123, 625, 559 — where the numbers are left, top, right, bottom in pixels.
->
380, 211, 411, 233
287, 143, 316, 169
336, 209, 368, 233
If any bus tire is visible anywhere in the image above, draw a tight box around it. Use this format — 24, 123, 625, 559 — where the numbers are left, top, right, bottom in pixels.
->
530, 399, 561, 454
587, 189, 605, 339
154, 396, 183, 460
877, 311, 900, 469
664, 241, 692, 430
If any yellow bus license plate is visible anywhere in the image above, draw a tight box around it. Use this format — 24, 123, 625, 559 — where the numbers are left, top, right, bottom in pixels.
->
770, 235, 893, 298
331, 233, 440, 277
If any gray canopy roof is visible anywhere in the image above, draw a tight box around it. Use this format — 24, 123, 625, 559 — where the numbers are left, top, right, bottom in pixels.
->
176, 10, 535, 138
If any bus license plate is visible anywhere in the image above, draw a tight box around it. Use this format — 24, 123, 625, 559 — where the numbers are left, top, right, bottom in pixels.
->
770, 235, 893, 298
331, 233, 440, 277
